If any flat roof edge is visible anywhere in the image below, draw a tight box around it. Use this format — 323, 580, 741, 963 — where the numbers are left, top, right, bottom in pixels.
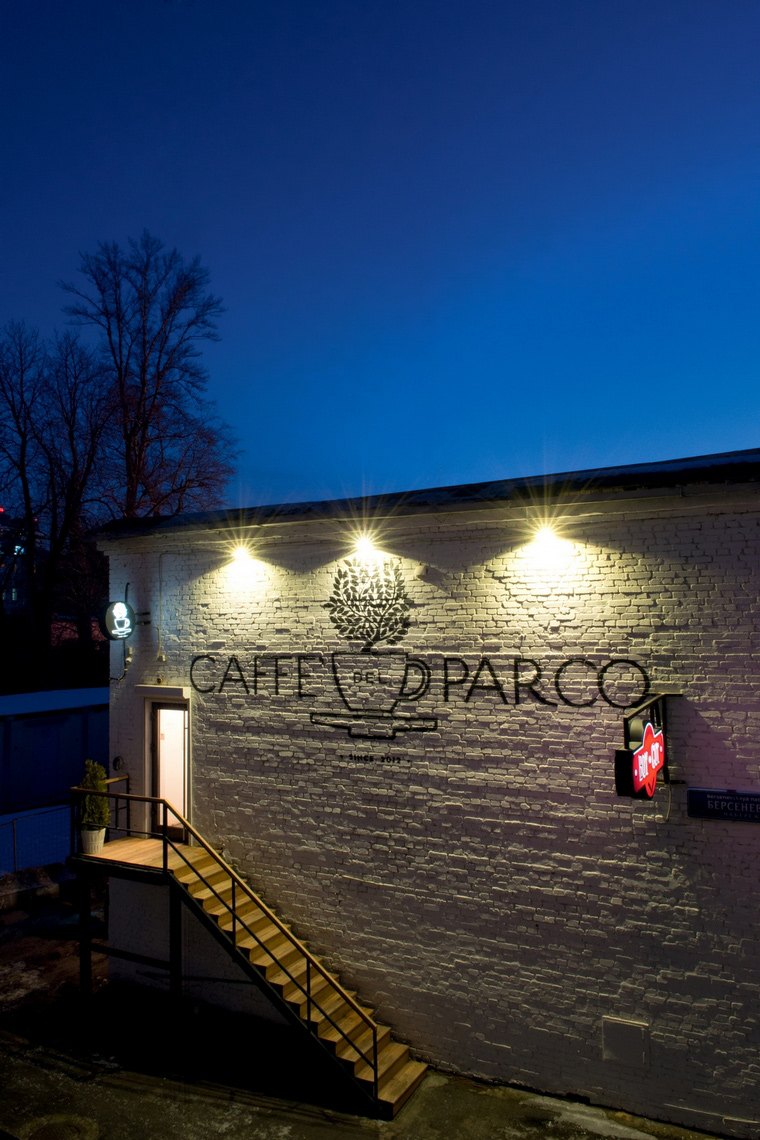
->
94, 447, 760, 540
0, 687, 110, 718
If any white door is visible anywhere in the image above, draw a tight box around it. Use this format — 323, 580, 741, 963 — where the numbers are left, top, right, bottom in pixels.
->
152, 703, 189, 835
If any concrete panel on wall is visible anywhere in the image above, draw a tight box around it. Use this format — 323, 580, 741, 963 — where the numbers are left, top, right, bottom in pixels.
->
108, 878, 287, 1024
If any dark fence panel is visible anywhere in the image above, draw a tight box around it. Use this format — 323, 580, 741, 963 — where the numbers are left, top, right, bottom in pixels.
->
0, 804, 69, 873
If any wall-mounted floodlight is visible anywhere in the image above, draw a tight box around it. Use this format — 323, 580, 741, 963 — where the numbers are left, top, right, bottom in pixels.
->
525, 525, 575, 572
224, 543, 266, 590
354, 535, 376, 560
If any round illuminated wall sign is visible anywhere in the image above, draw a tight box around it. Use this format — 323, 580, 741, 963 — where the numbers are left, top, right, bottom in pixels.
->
100, 600, 136, 641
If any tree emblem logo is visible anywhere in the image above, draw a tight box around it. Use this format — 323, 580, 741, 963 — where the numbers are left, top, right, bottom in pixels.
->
325, 556, 411, 650
313, 555, 436, 738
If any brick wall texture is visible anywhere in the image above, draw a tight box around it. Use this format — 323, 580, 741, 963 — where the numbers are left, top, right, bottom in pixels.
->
104, 491, 760, 1136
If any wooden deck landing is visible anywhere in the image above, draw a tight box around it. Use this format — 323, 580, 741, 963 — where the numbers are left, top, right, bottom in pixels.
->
84, 836, 200, 870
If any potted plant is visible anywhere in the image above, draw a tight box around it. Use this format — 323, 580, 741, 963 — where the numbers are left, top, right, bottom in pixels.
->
78, 759, 110, 854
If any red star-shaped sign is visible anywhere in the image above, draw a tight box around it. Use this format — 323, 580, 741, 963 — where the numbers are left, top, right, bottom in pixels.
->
632, 721, 665, 798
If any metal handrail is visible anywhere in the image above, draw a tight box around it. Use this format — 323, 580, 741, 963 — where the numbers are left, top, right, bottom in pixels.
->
161, 823, 379, 1090
70, 786, 379, 1096
105, 775, 131, 834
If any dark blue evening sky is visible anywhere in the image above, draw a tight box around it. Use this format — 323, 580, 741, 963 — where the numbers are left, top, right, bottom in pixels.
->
1, 0, 759, 505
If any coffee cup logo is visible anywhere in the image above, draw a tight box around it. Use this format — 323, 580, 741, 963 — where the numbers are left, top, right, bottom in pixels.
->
312, 556, 437, 739
112, 602, 131, 634
331, 649, 430, 712
100, 599, 136, 641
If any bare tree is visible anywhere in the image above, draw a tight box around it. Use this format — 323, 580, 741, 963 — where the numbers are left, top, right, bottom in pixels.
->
0, 234, 237, 688
40, 332, 111, 648
0, 323, 47, 629
60, 230, 236, 518
0, 324, 110, 667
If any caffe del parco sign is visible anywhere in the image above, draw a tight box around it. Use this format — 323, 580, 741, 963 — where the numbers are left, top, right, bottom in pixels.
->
188, 556, 652, 740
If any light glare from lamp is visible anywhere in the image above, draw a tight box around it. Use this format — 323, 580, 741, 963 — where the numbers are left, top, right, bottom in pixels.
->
355, 535, 376, 560
528, 526, 574, 571
224, 543, 266, 589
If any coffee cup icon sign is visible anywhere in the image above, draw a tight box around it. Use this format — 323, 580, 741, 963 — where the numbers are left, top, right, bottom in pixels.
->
100, 600, 136, 641
112, 602, 131, 634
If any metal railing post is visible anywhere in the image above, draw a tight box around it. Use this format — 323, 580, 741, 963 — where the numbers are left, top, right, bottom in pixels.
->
373, 1025, 378, 1100
231, 878, 236, 944
170, 881, 182, 1001
307, 957, 312, 1029
12, 819, 17, 873
162, 801, 168, 871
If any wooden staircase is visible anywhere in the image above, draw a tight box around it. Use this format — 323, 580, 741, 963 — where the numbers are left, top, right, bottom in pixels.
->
83, 830, 427, 1118
176, 844, 427, 1117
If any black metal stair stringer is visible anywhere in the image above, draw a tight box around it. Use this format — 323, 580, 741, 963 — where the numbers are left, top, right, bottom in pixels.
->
167, 873, 379, 1111
69, 786, 388, 1113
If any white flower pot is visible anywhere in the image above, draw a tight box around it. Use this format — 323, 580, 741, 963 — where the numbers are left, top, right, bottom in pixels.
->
80, 828, 106, 855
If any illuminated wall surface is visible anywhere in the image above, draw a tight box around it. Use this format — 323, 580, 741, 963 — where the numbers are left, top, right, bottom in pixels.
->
101, 453, 760, 1137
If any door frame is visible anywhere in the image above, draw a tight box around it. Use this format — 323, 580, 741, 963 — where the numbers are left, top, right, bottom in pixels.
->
149, 701, 189, 839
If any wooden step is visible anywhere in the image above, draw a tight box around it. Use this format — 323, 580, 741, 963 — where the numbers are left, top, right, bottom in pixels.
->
263, 941, 304, 978
266, 951, 312, 991
304, 986, 361, 1028
377, 1059, 428, 1118
185, 851, 222, 872
231, 919, 291, 949
172, 854, 219, 883
332, 1021, 391, 1062
208, 895, 260, 923
317, 1003, 374, 1045
234, 916, 291, 953
217, 900, 270, 927
285, 971, 340, 1017
235, 917, 285, 946
172, 857, 216, 884
189, 877, 233, 902
245, 929, 294, 967
191, 875, 235, 904
356, 1040, 409, 1088
265, 947, 307, 981
311, 999, 377, 1050
269, 956, 341, 1004
186, 879, 299, 959
221, 914, 275, 945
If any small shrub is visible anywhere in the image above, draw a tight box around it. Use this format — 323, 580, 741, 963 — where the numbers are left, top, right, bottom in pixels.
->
79, 758, 110, 830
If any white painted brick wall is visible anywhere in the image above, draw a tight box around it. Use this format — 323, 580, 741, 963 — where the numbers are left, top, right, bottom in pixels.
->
103, 495, 760, 1137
